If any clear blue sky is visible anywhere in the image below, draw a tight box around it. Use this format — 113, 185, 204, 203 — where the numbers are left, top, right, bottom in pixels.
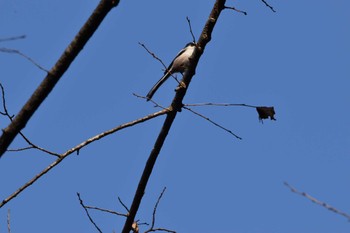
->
1, 0, 349, 232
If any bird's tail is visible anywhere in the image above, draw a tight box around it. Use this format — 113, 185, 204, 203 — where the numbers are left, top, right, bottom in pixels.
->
146, 72, 171, 101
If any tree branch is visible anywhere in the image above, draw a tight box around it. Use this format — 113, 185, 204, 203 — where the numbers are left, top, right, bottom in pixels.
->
0, 48, 48, 72
183, 106, 242, 140
0, 0, 121, 158
186, 17, 196, 43
0, 35, 26, 42
284, 182, 350, 221
0, 108, 169, 208
7, 209, 11, 233
77, 193, 103, 233
261, 0, 276, 12
85, 205, 128, 217
121, 1, 227, 232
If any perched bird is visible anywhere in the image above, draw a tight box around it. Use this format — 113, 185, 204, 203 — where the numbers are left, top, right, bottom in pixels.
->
146, 42, 196, 101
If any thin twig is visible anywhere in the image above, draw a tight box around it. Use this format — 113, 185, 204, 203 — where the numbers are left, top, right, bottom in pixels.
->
184, 102, 257, 108
77, 193, 103, 233
151, 187, 166, 229
138, 42, 168, 71
147, 228, 176, 233
145, 187, 176, 233
224, 6, 247, 15
284, 182, 350, 221
118, 196, 130, 213
0, 35, 26, 42
138, 42, 181, 85
186, 17, 196, 43
0, 83, 13, 118
7, 209, 11, 233
133, 93, 167, 110
0, 108, 169, 208
261, 0, 276, 12
18, 131, 61, 157
7, 146, 34, 152
0, 48, 48, 72
85, 205, 128, 217
1, 83, 61, 157
183, 106, 242, 140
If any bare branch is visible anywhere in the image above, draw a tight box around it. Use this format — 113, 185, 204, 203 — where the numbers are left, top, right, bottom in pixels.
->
150, 187, 166, 230
17, 131, 61, 156
138, 43, 181, 85
133, 93, 167, 110
261, 0, 276, 12
224, 6, 247, 15
0, 35, 26, 42
186, 17, 196, 43
184, 102, 257, 108
284, 182, 350, 221
183, 106, 242, 140
118, 196, 130, 213
77, 193, 103, 233
0, 108, 169, 208
143, 187, 176, 233
7, 146, 34, 152
7, 209, 11, 233
122, 1, 228, 231
147, 228, 176, 233
0, 83, 14, 118
0, 48, 48, 72
63, 108, 169, 157
0, 0, 121, 158
185, 103, 276, 122
1, 83, 62, 157
139, 42, 168, 71
85, 205, 128, 217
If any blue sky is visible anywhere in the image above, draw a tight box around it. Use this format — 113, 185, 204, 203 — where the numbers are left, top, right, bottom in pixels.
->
1, 0, 349, 232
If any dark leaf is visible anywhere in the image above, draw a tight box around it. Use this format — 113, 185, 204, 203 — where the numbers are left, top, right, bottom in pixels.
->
256, 106, 276, 122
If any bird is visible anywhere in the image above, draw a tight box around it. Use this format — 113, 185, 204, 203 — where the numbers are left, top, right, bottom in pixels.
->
146, 42, 196, 101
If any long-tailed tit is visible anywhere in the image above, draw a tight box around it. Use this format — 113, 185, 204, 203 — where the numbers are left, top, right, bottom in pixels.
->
146, 42, 196, 101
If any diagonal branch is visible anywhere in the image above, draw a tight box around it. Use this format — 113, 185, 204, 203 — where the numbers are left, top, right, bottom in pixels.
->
139, 42, 168, 71
224, 6, 247, 15
0, 35, 26, 42
85, 205, 128, 217
1, 83, 62, 157
183, 106, 242, 140
77, 193, 103, 233
261, 0, 276, 12
121, 1, 227, 232
118, 196, 130, 213
0, 108, 169, 208
0, 0, 121, 158
0, 48, 48, 72
138, 43, 182, 85
284, 182, 350, 221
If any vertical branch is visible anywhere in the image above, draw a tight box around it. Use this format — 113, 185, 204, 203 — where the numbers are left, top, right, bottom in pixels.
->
0, 0, 120, 157
121, 1, 227, 232
7, 209, 11, 233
